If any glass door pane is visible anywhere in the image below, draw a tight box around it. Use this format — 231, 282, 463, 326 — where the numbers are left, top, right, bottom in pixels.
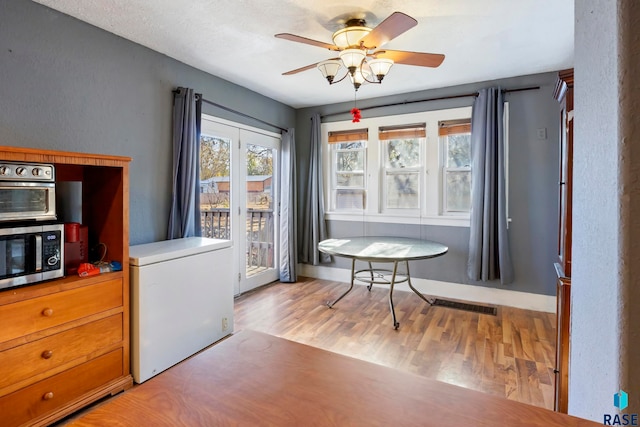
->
240, 129, 279, 293
246, 143, 273, 276
200, 134, 231, 240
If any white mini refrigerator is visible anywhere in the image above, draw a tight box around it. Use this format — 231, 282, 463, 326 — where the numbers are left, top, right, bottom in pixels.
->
130, 237, 233, 383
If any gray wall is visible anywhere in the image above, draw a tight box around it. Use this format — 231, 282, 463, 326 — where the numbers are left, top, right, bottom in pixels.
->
1, 0, 561, 297
296, 72, 561, 296
0, 0, 295, 245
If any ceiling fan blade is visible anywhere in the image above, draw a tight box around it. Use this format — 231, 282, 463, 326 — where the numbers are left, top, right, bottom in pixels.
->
360, 12, 417, 49
374, 49, 445, 68
283, 57, 340, 75
282, 63, 318, 75
282, 62, 322, 76
275, 33, 340, 51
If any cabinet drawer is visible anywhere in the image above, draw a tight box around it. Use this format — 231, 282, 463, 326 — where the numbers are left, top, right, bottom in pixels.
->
0, 278, 122, 344
0, 349, 123, 427
0, 314, 123, 391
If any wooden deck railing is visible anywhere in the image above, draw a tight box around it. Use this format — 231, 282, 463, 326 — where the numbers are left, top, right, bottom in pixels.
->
201, 208, 231, 239
201, 208, 274, 270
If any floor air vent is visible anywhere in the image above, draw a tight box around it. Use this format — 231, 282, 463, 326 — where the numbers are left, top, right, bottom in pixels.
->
432, 299, 497, 316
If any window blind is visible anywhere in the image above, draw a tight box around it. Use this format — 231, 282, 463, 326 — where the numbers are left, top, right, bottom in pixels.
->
328, 129, 368, 144
378, 123, 426, 140
438, 119, 471, 136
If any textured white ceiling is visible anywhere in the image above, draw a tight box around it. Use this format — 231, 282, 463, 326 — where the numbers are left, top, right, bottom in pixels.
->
32, 0, 574, 109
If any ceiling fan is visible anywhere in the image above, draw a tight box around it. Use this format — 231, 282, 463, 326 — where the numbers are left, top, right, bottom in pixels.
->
275, 11, 445, 90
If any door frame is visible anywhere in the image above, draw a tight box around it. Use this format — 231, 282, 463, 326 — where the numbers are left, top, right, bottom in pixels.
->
200, 115, 281, 295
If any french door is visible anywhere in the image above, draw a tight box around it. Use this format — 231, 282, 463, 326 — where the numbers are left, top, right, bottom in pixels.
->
200, 115, 280, 295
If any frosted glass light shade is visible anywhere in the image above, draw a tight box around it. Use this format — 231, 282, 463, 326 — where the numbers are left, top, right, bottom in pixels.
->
349, 68, 371, 90
332, 26, 372, 48
317, 60, 342, 83
368, 58, 394, 81
339, 49, 366, 70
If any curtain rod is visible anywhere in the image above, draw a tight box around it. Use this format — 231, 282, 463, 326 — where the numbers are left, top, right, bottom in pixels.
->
320, 86, 540, 119
172, 89, 288, 132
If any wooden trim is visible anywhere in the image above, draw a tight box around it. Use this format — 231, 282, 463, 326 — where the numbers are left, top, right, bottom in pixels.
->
559, 69, 574, 87
554, 273, 571, 413
552, 68, 574, 414
0, 146, 131, 166
553, 69, 574, 102
555, 68, 574, 277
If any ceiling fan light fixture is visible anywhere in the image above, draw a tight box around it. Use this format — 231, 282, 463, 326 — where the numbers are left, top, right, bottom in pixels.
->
367, 58, 394, 82
317, 59, 342, 84
277, 11, 445, 97
339, 48, 366, 73
332, 25, 372, 48
349, 67, 371, 91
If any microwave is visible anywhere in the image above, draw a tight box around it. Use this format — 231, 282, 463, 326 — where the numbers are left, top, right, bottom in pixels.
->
0, 162, 56, 222
0, 223, 64, 291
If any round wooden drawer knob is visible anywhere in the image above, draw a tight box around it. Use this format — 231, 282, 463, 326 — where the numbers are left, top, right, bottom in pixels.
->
43, 392, 54, 401
42, 308, 54, 317
41, 350, 53, 359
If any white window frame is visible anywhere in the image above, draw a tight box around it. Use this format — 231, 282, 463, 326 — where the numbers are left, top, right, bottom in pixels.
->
439, 124, 472, 216
330, 136, 367, 212
323, 107, 478, 227
379, 125, 425, 216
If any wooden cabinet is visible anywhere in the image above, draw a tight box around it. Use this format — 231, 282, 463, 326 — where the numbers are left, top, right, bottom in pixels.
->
552, 69, 573, 413
555, 69, 574, 278
0, 147, 132, 426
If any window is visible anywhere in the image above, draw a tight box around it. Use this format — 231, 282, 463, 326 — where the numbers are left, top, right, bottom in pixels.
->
439, 120, 471, 213
329, 129, 367, 211
379, 124, 425, 212
322, 106, 479, 227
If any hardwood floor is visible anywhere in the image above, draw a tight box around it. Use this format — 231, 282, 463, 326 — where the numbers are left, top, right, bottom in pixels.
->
234, 277, 557, 410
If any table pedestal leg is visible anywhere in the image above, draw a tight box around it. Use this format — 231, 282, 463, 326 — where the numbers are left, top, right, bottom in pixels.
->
367, 262, 374, 291
406, 261, 435, 306
388, 261, 400, 329
327, 259, 426, 330
327, 258, 356, 308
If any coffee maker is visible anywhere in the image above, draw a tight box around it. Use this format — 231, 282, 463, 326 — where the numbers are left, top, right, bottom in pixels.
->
64, 222, 88, 275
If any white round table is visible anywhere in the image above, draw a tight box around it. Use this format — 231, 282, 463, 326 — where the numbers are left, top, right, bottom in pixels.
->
318, 236, 448, 329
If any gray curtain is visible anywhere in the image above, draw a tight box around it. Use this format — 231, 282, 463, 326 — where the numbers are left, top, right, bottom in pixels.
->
167, 87, 202, 239
279, 128, 298, 282
300, 113, 331, 264
467, 87, 514, 284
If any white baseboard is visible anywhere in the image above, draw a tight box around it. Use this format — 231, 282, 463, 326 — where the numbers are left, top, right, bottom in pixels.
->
298, 264, 556, 313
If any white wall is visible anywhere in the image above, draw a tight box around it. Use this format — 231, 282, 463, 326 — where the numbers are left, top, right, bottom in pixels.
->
570, 0, 640, 419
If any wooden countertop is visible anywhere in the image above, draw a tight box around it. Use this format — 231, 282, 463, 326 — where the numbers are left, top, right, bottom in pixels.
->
67, 330, 599, 426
